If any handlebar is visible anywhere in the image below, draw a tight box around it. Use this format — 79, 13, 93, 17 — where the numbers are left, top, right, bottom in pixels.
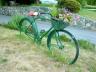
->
39, 12, 60, 21
39, 12, 52, 17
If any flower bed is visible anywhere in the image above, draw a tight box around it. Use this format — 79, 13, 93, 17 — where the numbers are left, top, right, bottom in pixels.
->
71, 14, 96, 30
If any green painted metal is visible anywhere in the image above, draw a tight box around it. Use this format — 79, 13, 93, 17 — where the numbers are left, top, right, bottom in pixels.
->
18, 12, 79, 64
47, 30, 79, 64
51, 18, 70, 30
19, 16, 40, 42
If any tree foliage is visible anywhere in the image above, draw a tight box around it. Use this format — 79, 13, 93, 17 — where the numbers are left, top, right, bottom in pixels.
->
87, 0, 96, 5
0, 0, 6, 6
57, 0, 81, 13
76, 0, 87, 7
76, 0, 96, 6
0, 0, 40, 6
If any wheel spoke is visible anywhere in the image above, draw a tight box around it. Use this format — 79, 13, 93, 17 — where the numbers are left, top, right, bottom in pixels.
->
19, 18, 34, 39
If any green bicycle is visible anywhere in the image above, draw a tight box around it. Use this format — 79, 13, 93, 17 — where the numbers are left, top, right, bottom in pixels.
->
18, 12, 79, 64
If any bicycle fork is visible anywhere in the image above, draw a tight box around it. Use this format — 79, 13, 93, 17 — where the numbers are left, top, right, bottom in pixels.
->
55, 32, 64, 49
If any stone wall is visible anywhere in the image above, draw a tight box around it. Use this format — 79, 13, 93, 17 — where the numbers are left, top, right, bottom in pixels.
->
72, 14, 96, 30
0, 6, 51, 16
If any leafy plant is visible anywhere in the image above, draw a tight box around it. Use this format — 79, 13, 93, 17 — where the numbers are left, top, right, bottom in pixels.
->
50, 5, 59, 17
59, 35, 96, 51
78, 40, 96, 51
76, 0, 87, 7
4, 15, 24, 30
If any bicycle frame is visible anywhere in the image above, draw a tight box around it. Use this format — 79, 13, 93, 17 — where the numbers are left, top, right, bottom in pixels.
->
31, 21, 63, 49
31, 16, 54, 43
26, 13, 53, 43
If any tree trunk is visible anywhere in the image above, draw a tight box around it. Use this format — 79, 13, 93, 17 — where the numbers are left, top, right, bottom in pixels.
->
36, 0, 40, 4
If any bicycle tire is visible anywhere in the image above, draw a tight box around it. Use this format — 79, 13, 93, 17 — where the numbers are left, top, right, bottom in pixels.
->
18, 17, 36, 40
47, 30, 79, 64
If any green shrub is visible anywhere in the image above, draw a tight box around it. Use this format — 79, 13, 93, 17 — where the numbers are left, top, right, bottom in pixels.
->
78, 40, 96, 51
76, 0, 87, 7
4, 15, 24, 30
87, 0, 96, 5
57, 0, 81, 13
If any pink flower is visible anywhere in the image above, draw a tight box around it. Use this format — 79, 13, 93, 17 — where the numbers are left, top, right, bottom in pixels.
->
28, 11, 38, 16
28, 11, 34, 16
75, 15, 80, 21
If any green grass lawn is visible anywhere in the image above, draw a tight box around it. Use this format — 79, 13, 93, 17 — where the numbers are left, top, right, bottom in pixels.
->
79, 8, 96, 20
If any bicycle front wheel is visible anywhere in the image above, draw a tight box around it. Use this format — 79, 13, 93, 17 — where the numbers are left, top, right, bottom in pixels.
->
47, 30, 79, 64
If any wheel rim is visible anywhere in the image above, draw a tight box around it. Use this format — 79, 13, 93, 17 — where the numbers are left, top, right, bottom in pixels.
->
20, 19, 34, 38
47, 30, 79, 64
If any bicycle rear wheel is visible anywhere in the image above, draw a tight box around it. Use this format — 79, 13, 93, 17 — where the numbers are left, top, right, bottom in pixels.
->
19, 17, 35, 39
47, 30, 79, 64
